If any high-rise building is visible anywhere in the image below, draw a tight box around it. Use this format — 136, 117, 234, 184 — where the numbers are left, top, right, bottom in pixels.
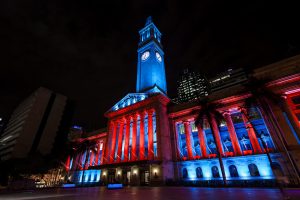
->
0, 87, 72, 161
0, 117, 4, 135
174, 68, 209, 103
209, 68, 248, 93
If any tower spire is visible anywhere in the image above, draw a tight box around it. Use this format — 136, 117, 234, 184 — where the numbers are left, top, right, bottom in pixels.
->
145, 16, 152, 26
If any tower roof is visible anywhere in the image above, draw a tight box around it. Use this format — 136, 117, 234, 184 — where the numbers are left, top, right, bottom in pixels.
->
145, 16, 153, 26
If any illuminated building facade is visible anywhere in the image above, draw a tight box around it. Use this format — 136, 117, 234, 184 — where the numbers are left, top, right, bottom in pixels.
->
66, 128, 107, 185
136, 16, 167, 94
99, 16, 173, 186
66, 17, 300, 186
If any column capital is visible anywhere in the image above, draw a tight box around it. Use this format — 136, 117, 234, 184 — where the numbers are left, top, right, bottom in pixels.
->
109, 120, 116, 126
175, 120, 182, 125
131, 113, 139, 120
222, 111, 231, 116
147, 108, 155, 115
239, 107, 248, 113
138, 110, 146, 117
183, 121, 190, 125
117, 118, 125, 124
125, 116, 132, 122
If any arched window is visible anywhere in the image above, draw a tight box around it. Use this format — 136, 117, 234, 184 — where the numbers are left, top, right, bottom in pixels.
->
196, 167, 203, 178
182, 168, 188, 179
248, 164, 260, 176
211, 166, 220, 178
229, 165, 239, 177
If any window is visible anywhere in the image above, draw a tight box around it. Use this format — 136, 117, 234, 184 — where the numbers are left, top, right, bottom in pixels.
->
182, 168, 188, 179
248, 164, 260, 176
196, 167, 203, 178
177, 123, 187, 158
287, 93, 300, 126
211, 166, 220, 178
191, 123, 198, 132
229, 165, 239, 177
248, 108, 262, 120
292, 96, 300, 104
231, 112, 244, 123
296, 113, 300, 123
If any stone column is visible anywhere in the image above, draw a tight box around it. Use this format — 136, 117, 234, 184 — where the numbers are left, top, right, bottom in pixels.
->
196, 123, 208, 158
94, 141, 101, 165
117, 120, 124, 163
124, 117, 131, 162
104, 121, 113, 164
89, 150, 94, 166
183, 121, 193, 159
131, 114, 138, 161
241, 110, 262, 154
100, 140, 105, 165
223, 112, 242, 155
148, 109, 154, 160
210, 115, 224, 155
110, 121, 118, 162
139, 111, 145, 160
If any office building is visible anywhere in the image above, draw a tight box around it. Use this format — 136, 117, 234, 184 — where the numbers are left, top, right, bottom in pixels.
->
0, 87, 71, 160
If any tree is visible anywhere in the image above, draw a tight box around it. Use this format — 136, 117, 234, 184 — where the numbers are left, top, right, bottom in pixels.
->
241, 77, 300, 184
195, 98, 227, 185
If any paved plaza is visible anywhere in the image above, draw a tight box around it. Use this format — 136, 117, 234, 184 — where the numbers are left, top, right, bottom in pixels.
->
0, 187, 300, 200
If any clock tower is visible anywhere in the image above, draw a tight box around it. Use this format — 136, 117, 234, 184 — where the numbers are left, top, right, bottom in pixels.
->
136, 16, 167, 94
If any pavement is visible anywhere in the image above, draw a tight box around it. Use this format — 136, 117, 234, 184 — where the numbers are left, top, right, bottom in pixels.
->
0, 186, 300, 200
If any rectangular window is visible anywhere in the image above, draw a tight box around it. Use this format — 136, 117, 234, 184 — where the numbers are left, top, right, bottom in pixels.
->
231, 112, 253, 151
296, 113, 300, 123
176, 123, 187, 158
288, 93, 300, 126
250, 108, 275, 150
191, 121, 201, 157
292, 96, 300, 104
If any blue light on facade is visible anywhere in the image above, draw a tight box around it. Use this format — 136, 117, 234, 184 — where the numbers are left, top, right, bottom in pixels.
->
178, 154, 275, 181
136, 17, 167, 94
72, 125, 82, 130
111, 93, 148, 111
69, 158, 73, 170
73, 170, 101, 184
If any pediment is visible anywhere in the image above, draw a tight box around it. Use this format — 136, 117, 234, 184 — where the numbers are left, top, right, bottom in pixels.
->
108, 93, 149, 112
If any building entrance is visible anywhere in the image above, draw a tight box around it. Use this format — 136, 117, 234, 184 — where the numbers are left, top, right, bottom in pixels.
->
121, 170, 130, 185
108, 171, 115, 183
140, 170, 150, 185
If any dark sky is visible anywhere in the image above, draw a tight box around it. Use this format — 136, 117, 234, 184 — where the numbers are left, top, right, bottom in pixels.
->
1, 0, 300, 130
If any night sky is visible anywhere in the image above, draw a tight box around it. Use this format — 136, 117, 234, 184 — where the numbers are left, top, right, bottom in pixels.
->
1, 0, 300, 130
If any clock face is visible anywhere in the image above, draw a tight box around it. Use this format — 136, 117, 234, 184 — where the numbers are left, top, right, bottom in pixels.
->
141, 51, 150, 61
156, 52, 162, 62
